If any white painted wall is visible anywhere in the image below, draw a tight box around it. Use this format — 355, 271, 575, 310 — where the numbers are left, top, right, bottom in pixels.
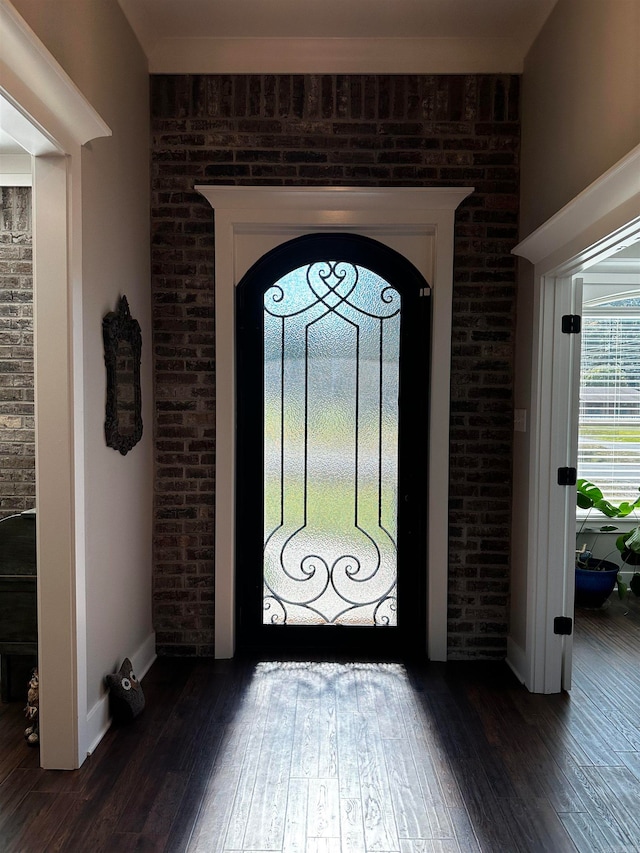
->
11, 0, 154, 745
520, 0, 640, 237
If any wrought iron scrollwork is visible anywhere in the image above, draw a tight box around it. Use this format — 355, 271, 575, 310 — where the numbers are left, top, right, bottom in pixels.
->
263, 261, 400, 627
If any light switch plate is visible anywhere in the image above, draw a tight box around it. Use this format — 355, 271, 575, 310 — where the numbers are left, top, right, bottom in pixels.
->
514, 409, 527, 433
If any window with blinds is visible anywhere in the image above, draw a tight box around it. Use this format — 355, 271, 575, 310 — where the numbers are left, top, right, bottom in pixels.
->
578, 293, 640, 508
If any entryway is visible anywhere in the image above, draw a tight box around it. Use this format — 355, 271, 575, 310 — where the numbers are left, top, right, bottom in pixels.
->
196, 184, 473, 661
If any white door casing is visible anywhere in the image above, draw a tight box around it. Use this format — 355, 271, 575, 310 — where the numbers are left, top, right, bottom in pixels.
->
1, 0, 111, 767
196, 185, 473, 660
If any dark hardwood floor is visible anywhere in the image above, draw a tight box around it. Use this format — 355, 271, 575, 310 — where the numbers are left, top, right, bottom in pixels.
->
1, 598, 640, 852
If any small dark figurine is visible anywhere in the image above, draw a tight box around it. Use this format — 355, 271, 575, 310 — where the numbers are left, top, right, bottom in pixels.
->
24, 668, 39, 746
105, 657, 145, 723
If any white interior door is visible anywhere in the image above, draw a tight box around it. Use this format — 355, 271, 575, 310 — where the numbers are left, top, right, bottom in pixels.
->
533, 273, 583, 693
561, 276, 583, 691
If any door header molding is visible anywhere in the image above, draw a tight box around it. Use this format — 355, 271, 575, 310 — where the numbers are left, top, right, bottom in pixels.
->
197, 185, 474, 212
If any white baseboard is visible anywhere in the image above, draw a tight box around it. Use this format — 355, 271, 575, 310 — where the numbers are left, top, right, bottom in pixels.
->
133, 632, 158, 681
85, 631, 157, 756
506, 636, 528, 689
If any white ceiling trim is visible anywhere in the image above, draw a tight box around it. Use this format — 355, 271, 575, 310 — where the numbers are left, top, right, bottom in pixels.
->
148, 36, 525, 75
513, 143, 640, 270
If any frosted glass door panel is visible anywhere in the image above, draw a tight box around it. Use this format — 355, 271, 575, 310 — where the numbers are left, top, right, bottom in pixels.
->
263, 261, 400, 627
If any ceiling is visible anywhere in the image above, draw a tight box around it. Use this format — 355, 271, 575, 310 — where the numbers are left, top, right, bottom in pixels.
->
112, 0, 638, 268
0, 119, 31, 169
0, 127, 24, 155
117, 0, 560, 74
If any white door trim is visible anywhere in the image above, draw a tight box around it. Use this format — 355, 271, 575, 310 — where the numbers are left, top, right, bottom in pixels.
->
1, 0, 111, 768
196, 185, 472, 660
512, 143, 640, 693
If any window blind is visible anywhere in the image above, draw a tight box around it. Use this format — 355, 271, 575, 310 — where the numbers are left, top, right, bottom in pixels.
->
578, 305, 640, 508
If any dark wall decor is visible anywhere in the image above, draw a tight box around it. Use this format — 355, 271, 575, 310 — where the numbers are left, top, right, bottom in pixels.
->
150, 74, 520, 659
103, 295, 143, 455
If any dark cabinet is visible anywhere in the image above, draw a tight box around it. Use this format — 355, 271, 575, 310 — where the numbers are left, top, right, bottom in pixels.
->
0, 512, 37, 702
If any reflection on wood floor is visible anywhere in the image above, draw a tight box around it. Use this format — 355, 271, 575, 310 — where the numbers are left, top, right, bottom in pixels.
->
0, 597, 639, 852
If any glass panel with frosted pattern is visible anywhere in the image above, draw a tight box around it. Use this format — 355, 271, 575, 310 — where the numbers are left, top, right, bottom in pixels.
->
263, 261, 400, 627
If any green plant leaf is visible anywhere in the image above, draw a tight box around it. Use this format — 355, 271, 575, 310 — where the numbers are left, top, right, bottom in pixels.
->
630, 573, 640, 597
576, 480, 640, 518
617, 574, 628, 599
616, 497, 640, 516
592, 499, 622, 518
623, 527, 640, 553
577, 493, 593, 510
616, 529, 640, 565
576, 479, 602, 508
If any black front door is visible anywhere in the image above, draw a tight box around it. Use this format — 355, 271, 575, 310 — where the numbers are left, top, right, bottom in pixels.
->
236, 233, 430, 657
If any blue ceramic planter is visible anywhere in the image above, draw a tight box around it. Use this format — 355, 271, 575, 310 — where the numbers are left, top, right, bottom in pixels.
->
575, 558, 619, 608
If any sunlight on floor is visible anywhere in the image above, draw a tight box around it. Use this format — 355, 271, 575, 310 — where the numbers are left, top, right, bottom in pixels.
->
185, 659, 459, 852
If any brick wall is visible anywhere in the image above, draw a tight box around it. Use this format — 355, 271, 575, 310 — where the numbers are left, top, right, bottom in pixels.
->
151, 74, 519, 658
0, 186, 34, 520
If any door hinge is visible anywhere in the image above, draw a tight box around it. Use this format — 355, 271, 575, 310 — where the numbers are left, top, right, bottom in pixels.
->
557, 466, 577, 486
554, 616, 573, 636
561, 314, 581, 334
419, 286, 431, 298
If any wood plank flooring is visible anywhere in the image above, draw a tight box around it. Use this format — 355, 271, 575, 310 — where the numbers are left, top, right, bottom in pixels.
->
1, 597, 639, 852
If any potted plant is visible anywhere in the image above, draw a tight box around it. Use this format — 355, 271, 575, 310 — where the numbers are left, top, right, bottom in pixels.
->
575, 479, 640, 607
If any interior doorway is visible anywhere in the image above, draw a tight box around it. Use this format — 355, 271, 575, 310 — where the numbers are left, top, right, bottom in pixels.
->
511, 142, 640, 694
0, 171, 37, 712
1, 4, 111, 766
235, 233, 430, 656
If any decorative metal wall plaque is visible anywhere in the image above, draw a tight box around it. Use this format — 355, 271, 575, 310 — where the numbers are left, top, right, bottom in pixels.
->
103, 295, 143, 455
